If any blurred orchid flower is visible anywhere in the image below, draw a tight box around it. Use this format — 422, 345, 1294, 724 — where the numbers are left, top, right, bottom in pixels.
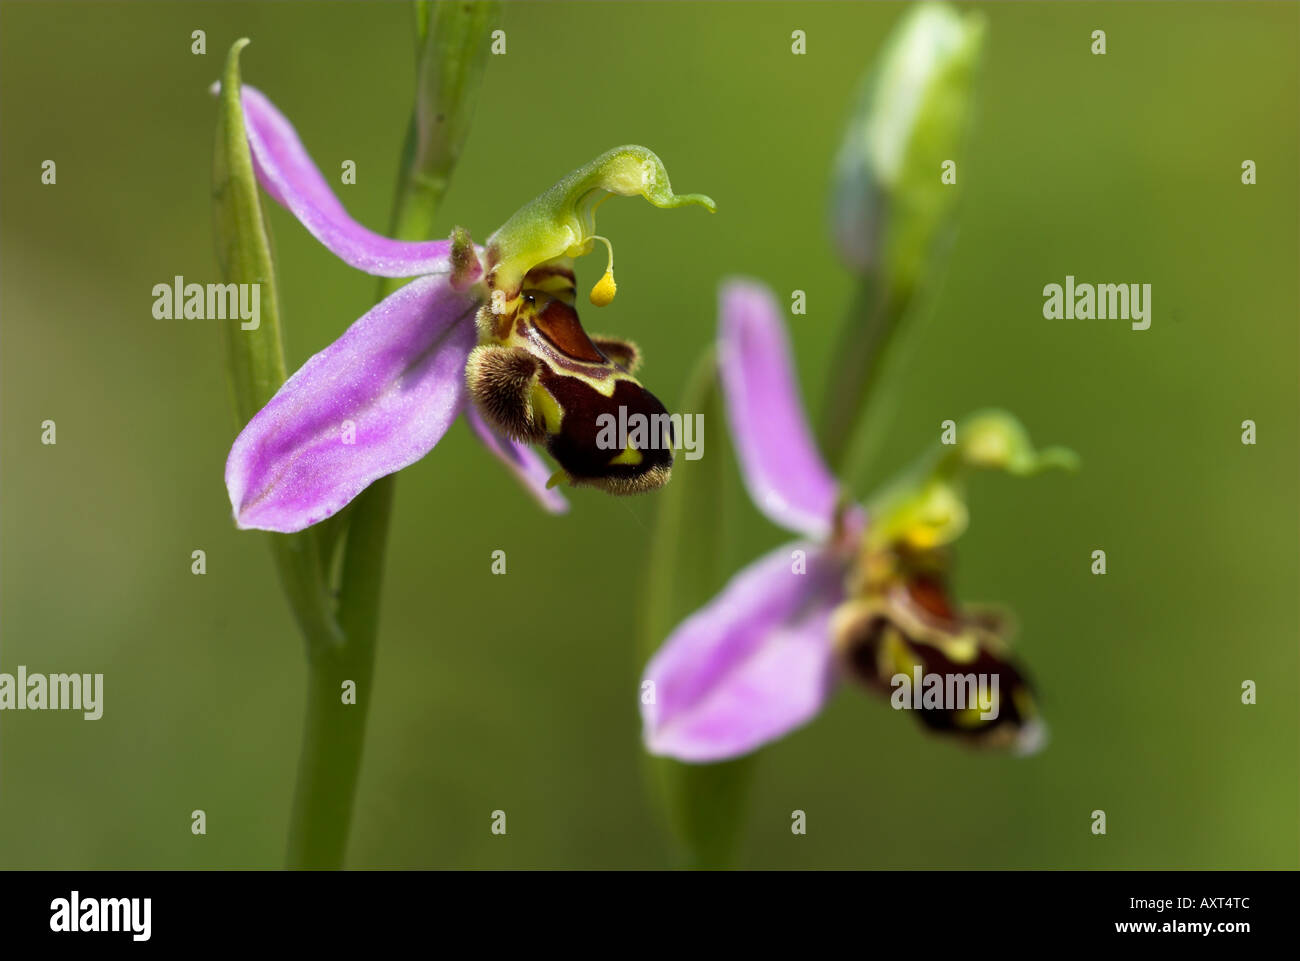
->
221, 84, 714, 532
640, 279, 1077, 763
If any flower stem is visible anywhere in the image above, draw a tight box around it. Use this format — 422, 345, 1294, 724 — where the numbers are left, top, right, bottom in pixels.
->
285, 480, 391, 869
819, 271, 935, 498
283, 0, 496, 869
838, 282, 935, 497
819, 280, 889, 470
281, 197, 435, 870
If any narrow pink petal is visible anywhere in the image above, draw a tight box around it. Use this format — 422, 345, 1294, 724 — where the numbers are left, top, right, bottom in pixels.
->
226, 274, 478, 533
718, 279, 840, 539
641, 541, 843, 762
464, 406, 569, 514
237, 84, 454, 278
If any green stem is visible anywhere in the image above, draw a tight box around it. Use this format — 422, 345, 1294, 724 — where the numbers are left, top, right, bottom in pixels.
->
819, 280, 886, 470
285, 646, 373, 867
839, 284, 930, 496
285, 481, 391, 869
817, 269, 934, 499
283, 0, 495, 869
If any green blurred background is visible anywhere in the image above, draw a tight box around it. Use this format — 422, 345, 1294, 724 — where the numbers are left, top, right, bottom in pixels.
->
1, 1, 1296, 869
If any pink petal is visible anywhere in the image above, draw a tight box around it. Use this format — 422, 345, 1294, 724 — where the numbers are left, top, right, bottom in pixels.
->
641, 541, 843, 762
237, 84, 455, 278
226, 274, 477, 532
718, 279, 841, 539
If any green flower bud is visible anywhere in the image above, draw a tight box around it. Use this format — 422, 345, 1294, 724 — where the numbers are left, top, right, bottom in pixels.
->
830, 2, 985, 294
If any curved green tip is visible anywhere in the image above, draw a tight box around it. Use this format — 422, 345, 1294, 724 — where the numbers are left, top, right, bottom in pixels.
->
1028, 446, 1082, 475
655, 191, 715, 213
610, 145, 715, 213
485, 145, 715, 296
226, 38, 251, 74
951, 409, 1081, 477
215, 38, 251, 99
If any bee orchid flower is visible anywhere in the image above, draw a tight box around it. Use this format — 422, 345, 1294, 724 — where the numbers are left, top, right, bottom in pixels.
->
221, 84, 714, 533
639, 279, 1077, 763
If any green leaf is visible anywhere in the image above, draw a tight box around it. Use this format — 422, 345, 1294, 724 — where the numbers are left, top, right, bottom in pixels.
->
640, 348, 754, 869
212, 38, 341, 654
212, 38, 285, 424
413, 0, 432, 45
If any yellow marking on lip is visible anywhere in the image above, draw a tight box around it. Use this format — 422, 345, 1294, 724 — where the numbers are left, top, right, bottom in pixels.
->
529, 384, 564, 434
937, 633, 979, 665
609, 445, 643, 467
